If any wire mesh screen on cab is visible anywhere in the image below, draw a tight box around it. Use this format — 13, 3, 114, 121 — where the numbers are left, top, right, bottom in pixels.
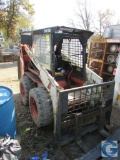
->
61, 39, 83, 68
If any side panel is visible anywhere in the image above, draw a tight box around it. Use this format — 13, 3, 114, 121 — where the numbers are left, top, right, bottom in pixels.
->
85, 67, 103, 84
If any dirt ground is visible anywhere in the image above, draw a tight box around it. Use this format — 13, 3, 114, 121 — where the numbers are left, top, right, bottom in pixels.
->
0, 62, 120, 160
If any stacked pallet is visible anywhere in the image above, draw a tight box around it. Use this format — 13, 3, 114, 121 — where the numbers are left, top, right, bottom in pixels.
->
88, 39, 120, 82
0, 52, 19, 63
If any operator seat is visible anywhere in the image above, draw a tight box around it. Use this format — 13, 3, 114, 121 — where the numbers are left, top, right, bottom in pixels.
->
55, 55, 62, 71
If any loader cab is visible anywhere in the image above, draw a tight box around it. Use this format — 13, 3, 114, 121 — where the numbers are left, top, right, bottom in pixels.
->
19, 26, 93, 88
31, 26, 93, 87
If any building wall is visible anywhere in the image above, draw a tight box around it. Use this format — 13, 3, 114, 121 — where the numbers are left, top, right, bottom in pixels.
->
103, 25, 120, 39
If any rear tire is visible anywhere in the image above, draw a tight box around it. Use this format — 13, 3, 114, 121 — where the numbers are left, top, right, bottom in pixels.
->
20, 76, 35, 105
29, 87, 53, 127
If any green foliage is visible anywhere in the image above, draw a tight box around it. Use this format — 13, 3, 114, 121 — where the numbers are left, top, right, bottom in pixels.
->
20, 127, 31, 137
0, 0, 35, 40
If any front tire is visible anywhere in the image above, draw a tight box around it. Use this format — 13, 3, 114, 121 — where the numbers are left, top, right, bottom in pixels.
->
29, 87, 53, 127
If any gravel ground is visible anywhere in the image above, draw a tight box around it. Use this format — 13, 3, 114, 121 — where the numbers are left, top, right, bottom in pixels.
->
0, 62, 120, 159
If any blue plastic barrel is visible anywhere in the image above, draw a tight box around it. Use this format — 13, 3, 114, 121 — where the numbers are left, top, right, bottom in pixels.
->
0, 86, 17, 138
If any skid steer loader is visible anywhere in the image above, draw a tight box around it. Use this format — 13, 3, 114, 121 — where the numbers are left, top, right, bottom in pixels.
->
18, 26, 115, 150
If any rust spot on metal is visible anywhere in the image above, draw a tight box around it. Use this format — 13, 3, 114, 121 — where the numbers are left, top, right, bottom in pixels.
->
48, 83, 53, 89
57, 80, 67, 89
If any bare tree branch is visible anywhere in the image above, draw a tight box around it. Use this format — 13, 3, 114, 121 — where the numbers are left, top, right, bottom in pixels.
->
68, 0, 93, 30
95, 9, 114, 38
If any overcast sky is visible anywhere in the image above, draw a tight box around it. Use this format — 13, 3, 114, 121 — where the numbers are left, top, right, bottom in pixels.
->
30, 0, 120, 30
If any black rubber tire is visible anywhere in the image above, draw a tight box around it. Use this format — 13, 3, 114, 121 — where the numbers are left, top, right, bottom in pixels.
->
29, 87, 53, 127
20, 76, 35, 105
